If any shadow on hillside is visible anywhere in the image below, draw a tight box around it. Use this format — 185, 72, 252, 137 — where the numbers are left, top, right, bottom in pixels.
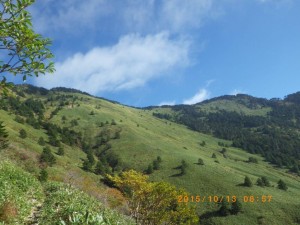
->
169, 173, 183, 177
200, 210, 223, 220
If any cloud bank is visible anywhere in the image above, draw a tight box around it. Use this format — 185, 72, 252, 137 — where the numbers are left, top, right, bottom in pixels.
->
35, 33, 190, 94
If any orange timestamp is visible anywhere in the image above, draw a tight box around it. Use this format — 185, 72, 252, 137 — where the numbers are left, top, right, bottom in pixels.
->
177, 195, 273, 203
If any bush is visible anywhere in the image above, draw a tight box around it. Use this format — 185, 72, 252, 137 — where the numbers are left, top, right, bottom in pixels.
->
39, 168, 48, 182
19, 129, 27, 139
57, 146, 65, 156
145, 164, 154, 174
0, 122, 8, 150
248, 157, 258, 163
277, 179, 288, 191
212, 153, 217, 158
231, 199, 242, 215
244, 176, 253, 187
198, 158, 204, 165
38, 137, 45, 146
40, 146, 56, 166
39, 182, 134, 225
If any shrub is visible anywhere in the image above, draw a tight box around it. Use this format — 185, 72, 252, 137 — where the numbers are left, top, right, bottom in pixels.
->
40, 146, 56, 166
38, 137, 45, 146
0, 122, 8, 150
19, 129, 27, 139
244, 176, 253, 187
198, 158, 204, 165
39, 168, 48, 182
277, 179, 288, 191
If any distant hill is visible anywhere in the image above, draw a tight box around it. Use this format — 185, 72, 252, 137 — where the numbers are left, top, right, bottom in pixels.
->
150, 93, 300, 170
0, 84, 300, 225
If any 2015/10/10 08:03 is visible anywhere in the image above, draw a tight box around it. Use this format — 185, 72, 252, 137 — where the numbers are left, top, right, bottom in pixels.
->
177, 195, 273, 203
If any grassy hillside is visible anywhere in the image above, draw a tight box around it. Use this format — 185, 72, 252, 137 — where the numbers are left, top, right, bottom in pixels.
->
0, 85, 300, 224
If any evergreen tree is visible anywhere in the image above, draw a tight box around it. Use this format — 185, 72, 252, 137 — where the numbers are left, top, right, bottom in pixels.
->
57, 146, 64, 156
95, 161, 105, 175
145, 164, 154, 174
157, 156, 162, 163
198, 158, 204, 165
231, 199, 242, 215
19, 129, 27, 139
82, 159, 92, 172
277, 179, 288, 191
256, 178, 264, 187
87, 151, 95, 165
261, 176, 271, 187
212, 153, 217, 158
38, 137, 45, 146
39, 168, 48, 182
153, 159, 160, 170
244, 176, 253, 187
218, 200, 230, 216
200, 141, 206, 146
40, 146, 56, 166
180, 160, 188, 175
111, 119, 116, 125
290, 163, 299, 174
0, 122, 8, 150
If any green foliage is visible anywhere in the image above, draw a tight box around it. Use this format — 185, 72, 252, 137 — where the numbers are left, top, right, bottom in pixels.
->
256, 178, 264, 187
244, 176, 253, 187
277, 179, 288, 191
14, 115, 25, 124
19, 129, 27, 139
111, 119, 116, 125
145, 164, 153, 174
38, 168, 48, 182
180, 160, 188, 175
231, 199, 242, 215
114, 131, 121, 139
82, 159, 93, 172
70, 119, 78, 127
57, 146, 65, 156
200, 140, 206, 146
0, 0, 55, 87
40, 182, 134, 225
218, 201, 230, 216
212, 153, 217, 158
40, 146, 56, 166
108, 170, 199, 225
248, 157, 258, 163
261, 176, 271, 187
0, 122, 8, 150
198, 158, 204, 165
0, 161, 43, 224
38, 137, 45, 146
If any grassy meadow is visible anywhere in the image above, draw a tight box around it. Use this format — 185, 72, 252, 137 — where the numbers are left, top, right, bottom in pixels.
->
0, 88, 299, 224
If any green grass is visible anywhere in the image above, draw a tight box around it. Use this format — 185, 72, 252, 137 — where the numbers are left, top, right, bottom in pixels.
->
0, 161, 43, 224
40, 182, 134, 225
1, 89, 300, 224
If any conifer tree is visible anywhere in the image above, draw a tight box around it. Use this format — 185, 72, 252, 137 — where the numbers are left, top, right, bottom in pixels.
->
0, 122, 8, 150
244, 176, 253, 187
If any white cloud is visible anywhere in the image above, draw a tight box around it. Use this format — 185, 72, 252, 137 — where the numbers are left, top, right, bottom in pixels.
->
30, 0, 221, 36
161, 0, 216, 32
158, 101, 176, 106
183, 88, 209, 105
35, 32, 190, 94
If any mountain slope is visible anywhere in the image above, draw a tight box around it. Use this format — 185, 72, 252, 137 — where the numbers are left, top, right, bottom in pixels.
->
0, 85, 300, 225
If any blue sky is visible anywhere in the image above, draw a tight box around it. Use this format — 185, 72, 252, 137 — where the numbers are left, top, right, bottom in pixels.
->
18, 0, 300, 106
